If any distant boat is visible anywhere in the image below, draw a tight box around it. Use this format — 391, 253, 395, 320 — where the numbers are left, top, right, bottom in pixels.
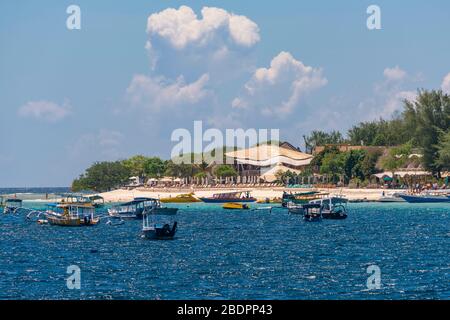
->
399, 193, 450, 203
223, 202, 250, 210
378, 192, 406, 203
58, 193, 104, 208
2, 198, 23, 214
199, 191, 256, 203
45, 203, 99, 227
160, 193, 201, 203
87, 195, 105, 208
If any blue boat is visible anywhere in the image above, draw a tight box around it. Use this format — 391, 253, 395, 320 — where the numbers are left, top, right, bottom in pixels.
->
399, 194, 450, 203
199, 191, 256, 203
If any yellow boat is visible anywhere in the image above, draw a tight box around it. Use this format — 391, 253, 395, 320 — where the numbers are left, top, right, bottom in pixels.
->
223, 202, 250, 210
159, 193, 201, 203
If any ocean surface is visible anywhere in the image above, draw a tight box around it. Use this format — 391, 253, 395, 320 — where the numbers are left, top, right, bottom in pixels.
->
0, 187, 70, 200
0, 199, 449, 300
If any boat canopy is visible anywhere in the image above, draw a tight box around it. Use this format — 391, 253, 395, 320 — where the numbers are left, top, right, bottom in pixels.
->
212, 191, 249, 199
120, 197, 158, 206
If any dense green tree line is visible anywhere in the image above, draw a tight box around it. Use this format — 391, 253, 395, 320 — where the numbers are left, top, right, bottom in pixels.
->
71, 154, 237, 192
303, 89, 450, 176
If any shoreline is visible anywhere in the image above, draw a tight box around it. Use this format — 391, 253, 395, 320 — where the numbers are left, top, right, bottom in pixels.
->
99, 187, 393, 203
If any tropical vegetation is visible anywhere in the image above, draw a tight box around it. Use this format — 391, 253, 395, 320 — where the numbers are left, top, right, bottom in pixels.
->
72, 89, 449, 191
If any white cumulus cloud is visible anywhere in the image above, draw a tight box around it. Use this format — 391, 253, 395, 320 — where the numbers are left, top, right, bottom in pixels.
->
18, 100, 71, 122
146, 6, 260, 50
383, 66, 407, 82
441, 73, 450, 94
233, 51, 327, 116
144, 5, 260, 81
126, 73, 210, 111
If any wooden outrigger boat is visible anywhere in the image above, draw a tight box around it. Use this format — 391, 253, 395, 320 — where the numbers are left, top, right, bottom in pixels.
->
45, 203, 99, 227
223, 202, 250, 210
159, 193, 201, 203
199, 191, 256, 203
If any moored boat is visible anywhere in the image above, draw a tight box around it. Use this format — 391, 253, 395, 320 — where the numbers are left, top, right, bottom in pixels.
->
378, 192, 406, 203
142, 207, 178, 240
309, 196, 348, 220
108, 197, 160, 220
399, 193, 450, 203
223, 202, 250, 210
160, 193, 201, 203
2, 198, 23, 214
45, 203, 99, 227
199, 191, 256, 203
282, 191, 323, 207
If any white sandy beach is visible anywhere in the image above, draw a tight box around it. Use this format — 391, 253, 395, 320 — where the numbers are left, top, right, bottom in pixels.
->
99, 187, 390, 203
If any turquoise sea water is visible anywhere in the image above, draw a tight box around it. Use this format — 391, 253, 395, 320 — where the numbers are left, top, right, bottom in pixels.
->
0, 201, 449, 300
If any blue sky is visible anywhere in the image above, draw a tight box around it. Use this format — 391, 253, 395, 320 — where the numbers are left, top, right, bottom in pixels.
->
1, 0, 449, 187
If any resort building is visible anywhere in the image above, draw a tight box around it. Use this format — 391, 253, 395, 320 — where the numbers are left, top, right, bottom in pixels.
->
224, 142, 313, 182
313, 144, 387, 155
